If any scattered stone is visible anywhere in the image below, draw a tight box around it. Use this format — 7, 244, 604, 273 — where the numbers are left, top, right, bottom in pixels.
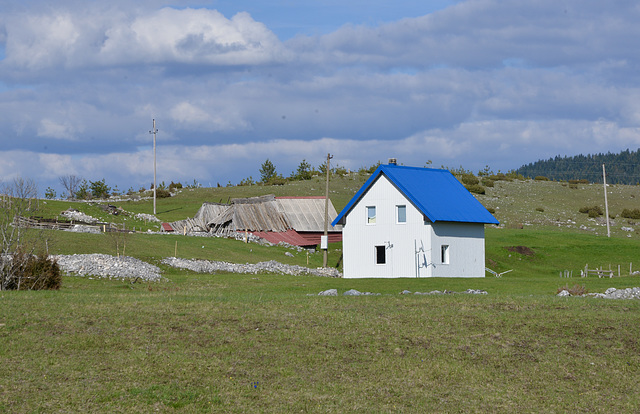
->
162, 257, 341, 278
318, 289, 338, 296
343, 289, 361, 296
285, 252, 294, 258
560, 287, 640, 299
622, 227, 634, 232
135, 213, 160, 222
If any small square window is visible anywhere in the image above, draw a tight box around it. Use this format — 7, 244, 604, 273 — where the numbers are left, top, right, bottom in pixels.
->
441, 245, 450, 264
397, 205, 406, 223
375, 245, 386, 264
367, 206, 376, 224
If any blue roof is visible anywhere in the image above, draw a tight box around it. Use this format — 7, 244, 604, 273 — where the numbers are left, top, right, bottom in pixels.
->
332, 164, 499, 226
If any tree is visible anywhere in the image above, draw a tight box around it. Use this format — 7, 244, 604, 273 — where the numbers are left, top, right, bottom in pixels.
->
89, 179, 111, 199
259, 159, 277, 183
59, 175, 82, 199
75, 180, 90, 200
44, 187, 56, 200
291, 159, 313, 181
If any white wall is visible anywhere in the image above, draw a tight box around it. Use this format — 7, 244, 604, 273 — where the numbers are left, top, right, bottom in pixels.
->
342, 175, 486, 278
342, 175, 432, 278
430, 222, 486, 278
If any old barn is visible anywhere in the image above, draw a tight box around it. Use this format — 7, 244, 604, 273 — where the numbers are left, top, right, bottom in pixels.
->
165, 195, 342, 247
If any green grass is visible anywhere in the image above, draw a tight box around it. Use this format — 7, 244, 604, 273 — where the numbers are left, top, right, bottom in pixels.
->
4, 177, 640, 412
2, 271, 640, 412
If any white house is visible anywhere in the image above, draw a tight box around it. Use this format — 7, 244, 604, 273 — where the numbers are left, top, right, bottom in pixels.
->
331, 163, 499, 278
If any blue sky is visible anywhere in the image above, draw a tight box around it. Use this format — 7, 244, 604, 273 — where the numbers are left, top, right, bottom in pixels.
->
1, 0, 640, 194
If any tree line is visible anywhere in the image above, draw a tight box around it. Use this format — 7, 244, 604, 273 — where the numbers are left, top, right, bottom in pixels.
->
516, 149, 640, 185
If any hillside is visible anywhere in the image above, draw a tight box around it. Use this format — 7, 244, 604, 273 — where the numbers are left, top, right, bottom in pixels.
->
516, 148, 640, 184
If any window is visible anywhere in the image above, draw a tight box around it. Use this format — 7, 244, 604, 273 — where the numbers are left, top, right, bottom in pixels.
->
375, 245, 386, 264
441, 245, 450, 264
367, 206, 376, 224
397, 205, 406, 223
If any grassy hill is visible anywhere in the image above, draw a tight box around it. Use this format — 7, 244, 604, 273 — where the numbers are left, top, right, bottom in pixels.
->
3, 173, 640, 412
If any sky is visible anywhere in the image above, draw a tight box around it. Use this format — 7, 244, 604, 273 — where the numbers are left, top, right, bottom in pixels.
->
1, 0, 640, 194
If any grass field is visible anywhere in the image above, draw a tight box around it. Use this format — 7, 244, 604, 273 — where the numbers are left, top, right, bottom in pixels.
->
3, 177, 640, 412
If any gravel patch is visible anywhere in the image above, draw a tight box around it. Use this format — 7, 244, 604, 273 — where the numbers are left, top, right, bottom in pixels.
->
162, 257, 341, 277
53, 254, 163, 281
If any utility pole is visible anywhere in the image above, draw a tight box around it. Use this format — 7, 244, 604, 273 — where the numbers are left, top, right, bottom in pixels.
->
323, 153, 333, 268
149, 119, 158, 215
603, 163, 610, 238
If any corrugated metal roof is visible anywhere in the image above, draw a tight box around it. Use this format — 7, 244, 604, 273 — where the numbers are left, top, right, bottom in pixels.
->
332, 165, 499, 225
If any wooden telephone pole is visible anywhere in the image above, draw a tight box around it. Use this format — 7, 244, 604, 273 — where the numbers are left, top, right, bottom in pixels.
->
149, 119, 158, 215
323, 153, 333, 268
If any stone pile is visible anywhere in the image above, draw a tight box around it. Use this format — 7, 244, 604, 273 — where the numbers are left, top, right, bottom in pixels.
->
162, 257, 341, 278
558, 287, 640, 299
60, 209, 99, 223
53, 254, 163, 281
401, 289, 488, 295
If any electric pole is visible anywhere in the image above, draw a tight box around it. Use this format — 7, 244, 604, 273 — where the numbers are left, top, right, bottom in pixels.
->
603, 163, 610, 238
149, 119, 158, 215
323, 153, 333, 268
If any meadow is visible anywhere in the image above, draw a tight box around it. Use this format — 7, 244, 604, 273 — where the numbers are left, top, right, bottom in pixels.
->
2, 175, 640, 412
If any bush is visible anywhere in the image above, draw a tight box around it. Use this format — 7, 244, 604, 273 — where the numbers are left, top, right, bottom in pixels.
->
534, 176, 549, 181
155, 189, 171, 198
579, 206, 603, 216
536, 207, 545, 212
486, 207, 496, 214
2, 253, 61, 291
482, 178, 495, 187
460, 174, 479, 186
465, 184, 485, 194
621, 208, 640, 219
168, 181, 183, 191
568, 179, 590, 185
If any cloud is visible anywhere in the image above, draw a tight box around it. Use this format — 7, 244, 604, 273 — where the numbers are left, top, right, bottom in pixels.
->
1, 0, 640, 196
1, 6, 289, 73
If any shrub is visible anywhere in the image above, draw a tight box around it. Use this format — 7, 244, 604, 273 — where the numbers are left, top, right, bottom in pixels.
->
155, 189, 171, 198
465, 184, 485, 194
535, 207, 545, 212
168, 181, 183, 191
460, 174, 479, 186
579, 206, 603, 216
534, 176, 549, 181
486, 207, 496, 214
569, 179, 590, 185
2, 253, 61, 291
621, 208, 640, 219
482, 178, 495, 187
266, 176, 287, 186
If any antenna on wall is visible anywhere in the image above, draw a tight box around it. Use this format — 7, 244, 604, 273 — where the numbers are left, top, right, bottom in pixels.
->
149, 119, 158, 215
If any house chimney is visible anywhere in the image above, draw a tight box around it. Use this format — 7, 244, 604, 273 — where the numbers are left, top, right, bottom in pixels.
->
388, 158, 397, 165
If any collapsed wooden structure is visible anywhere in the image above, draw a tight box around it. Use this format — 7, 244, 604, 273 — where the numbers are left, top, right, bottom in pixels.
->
164, 195, 342, 247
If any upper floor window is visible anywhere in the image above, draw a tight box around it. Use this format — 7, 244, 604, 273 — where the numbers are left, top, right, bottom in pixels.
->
397, 205, 406, 223
367, 206, 376, 224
